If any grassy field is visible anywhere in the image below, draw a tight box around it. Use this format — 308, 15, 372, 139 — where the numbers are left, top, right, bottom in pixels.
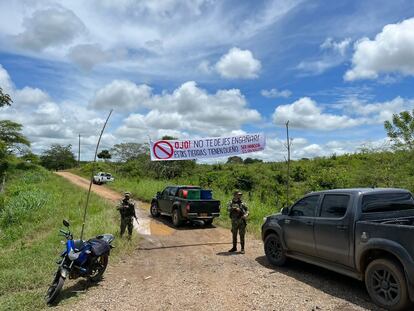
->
0, 167, 136, 311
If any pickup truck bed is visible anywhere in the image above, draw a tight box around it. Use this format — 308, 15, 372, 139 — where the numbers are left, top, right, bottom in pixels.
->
151, 186, 221, 227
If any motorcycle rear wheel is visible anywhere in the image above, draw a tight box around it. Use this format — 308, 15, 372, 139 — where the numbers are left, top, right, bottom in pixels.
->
89, 253, 109, 282
45, 273, 65, 304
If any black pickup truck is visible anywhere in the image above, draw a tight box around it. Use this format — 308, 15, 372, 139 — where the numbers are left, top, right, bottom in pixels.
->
150, 186, 221, 227
262, 188, 414, 311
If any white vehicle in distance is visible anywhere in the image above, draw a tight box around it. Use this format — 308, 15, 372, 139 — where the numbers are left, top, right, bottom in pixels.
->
92, 172, 114, 185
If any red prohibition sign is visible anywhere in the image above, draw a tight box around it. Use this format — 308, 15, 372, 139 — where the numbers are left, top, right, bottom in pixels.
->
153, 140, 174, 159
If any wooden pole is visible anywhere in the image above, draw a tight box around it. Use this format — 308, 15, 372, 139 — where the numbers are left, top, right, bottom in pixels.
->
78, 134, 81, 167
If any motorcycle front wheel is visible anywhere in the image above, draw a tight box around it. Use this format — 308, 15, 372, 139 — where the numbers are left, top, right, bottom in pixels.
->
89, 253, 109, 282
45, 272, 65, 304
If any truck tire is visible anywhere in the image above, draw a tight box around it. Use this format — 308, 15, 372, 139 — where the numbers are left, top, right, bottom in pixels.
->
172, 208, 183, 227
365, 258, 410, 311
204, 219, 213, 226
264, 233, 287, 266
150, 202, 160, 217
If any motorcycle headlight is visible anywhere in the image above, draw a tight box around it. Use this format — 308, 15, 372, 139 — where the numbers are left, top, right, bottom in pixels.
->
68, 249, 80, 261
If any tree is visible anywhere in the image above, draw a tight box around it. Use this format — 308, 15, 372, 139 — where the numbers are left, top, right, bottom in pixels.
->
227, 156, 243, 164
40, 144, 76, 170
384, 109, 414, 150
0, 87, 12, 108
20, 151, 40, 164
110, 142, 148, 162
243, 157, 263, 164
97, 149, 112, 161
0, 120, 30, 151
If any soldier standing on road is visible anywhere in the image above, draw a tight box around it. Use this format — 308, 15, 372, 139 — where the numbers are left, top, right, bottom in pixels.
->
117, 192, 138, 239
227, 190, 249, 254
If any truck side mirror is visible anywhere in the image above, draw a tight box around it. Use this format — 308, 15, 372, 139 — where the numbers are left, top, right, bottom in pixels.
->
156, 192, 161, 198
281, 207, 289, 215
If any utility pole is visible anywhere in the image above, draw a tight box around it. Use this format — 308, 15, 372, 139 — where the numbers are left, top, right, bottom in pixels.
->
78, 134, 81, 167
285, 121, 292, 207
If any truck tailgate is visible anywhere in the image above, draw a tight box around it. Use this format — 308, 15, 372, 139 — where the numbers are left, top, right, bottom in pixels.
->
188, 200, 220, 214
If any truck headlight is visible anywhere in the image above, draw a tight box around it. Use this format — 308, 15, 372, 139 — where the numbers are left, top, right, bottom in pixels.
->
263, 216, 268, 222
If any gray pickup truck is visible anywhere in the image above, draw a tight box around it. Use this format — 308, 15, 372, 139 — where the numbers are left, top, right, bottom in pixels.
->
262, 188, 414, 311
150, 186, 221, 227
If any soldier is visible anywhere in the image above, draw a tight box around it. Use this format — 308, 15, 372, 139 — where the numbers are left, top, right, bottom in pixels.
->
117, 192, 138, 239
227, 190, 249, 254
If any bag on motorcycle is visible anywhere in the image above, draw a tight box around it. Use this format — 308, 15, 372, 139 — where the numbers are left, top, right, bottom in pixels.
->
88, 239, 110, 256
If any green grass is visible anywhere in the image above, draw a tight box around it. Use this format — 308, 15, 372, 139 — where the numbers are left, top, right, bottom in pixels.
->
0, 167, 136, 311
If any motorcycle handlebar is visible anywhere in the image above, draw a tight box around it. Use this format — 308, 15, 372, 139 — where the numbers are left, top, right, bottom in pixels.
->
59, 229, 69, 236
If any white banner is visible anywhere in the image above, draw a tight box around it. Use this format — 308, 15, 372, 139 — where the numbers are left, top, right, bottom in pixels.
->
150, 133, 266, 161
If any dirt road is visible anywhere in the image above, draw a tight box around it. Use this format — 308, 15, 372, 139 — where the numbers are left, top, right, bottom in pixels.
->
54, 172, 379, 311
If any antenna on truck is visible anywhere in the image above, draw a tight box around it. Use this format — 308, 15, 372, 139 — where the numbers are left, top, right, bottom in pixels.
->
284, 121, 292, 208
80, 109, 113, 240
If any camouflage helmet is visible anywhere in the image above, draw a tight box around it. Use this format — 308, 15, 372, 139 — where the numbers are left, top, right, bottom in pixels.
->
124, 192, 131, 197
233, 190, 243, 196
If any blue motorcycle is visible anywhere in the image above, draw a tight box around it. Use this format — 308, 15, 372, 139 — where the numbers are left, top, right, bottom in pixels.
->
45, 219, 115, 304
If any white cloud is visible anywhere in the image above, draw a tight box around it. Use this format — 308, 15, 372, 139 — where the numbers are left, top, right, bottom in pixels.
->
90, 80, 152, 111
215, 48, 261, 79
297, 37, 352, 76
0, 64, 13, 94
336, 96, 412, 123
261, 88, 292, 98
0, 0, 301, 76
0, 65, 112, 158
68, 44, 109, 70
320, 37, 351, 56
272, 97, 363, 130
14, 87, 49, 107
14, 7, 85, 51
198, 60, 213, 74
114, 81, 261, 138
345, 17, 414, 81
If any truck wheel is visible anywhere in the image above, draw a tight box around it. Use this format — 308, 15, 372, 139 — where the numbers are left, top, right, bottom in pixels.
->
172, 209, 183, 227
150, 202, 160, 217
204, 219, 213, 226
365, 258, 410, 311
264, 233, 287, 266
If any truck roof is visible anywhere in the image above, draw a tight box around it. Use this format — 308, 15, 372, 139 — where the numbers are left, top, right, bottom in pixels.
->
170, 185, 201, 189
308, 188, 411, 195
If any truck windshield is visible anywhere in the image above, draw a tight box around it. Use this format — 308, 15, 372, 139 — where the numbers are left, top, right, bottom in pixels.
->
362, 192, 414, 213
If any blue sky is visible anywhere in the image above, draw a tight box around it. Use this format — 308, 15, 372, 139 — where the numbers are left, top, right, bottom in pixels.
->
0, 0, 413, 161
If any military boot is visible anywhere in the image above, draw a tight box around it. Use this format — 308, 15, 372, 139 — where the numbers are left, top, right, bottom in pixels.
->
240, 242, 245, 254
228, 243, 237, 252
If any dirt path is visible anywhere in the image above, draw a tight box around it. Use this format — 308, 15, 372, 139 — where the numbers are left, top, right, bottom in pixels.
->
53, 172, 379, 311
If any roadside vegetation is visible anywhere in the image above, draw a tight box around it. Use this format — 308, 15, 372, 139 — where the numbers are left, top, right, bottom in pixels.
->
0, 165, 136, 311
71, 146, 414, 236
69, 109, 414, 235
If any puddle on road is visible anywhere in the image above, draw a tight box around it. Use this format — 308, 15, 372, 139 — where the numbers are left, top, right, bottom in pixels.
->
134, 202, 174, 237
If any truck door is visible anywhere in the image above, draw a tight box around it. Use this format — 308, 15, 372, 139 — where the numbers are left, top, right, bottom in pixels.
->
158, 188, 171, 213
167, 187, 179, 214
283, 195, 319, 256
314, 194, 351, 267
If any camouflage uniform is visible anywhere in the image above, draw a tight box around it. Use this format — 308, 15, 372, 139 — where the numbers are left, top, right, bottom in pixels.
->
117, 193, 137, 238
227, 191, 249, 253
